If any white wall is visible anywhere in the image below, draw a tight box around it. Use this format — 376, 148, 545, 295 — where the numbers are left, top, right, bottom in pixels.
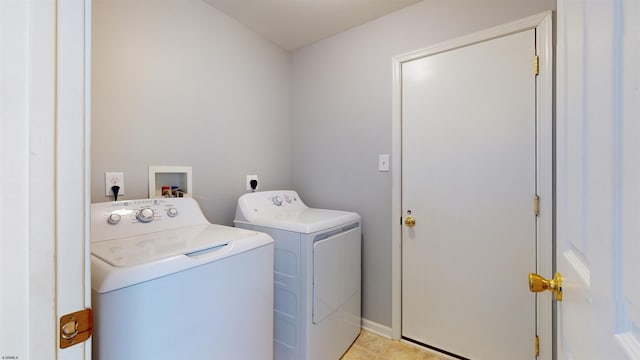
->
92, 0, 291, 224
290, 0, 556, 328
93, 0, 556, 331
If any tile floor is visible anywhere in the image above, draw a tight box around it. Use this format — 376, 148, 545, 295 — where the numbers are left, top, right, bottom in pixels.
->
340, 330, 452, 360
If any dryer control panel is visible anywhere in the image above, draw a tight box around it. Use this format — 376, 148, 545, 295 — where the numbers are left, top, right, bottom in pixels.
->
235, 190, 361, 234
236, 190, 308, 216
271, 192, 298, 207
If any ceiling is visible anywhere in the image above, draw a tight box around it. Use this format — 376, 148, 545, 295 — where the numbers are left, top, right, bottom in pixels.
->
202, 0, 422, 51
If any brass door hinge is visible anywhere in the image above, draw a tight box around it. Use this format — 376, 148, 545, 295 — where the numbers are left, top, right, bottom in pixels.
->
535, 335, 540, 357
534, 55, 540, 75
534, 195, 540, 216
60, 308, 93, 349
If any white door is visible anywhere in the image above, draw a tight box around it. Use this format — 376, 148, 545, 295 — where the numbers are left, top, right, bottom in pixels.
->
401, 29, 537, 360
0, 0, 91, 359
556, 0, 640, 358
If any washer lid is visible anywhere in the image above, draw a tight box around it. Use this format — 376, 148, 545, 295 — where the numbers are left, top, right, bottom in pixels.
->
91, 224, 254, 267
235, 208, 360, 234
91, 225, 274, 294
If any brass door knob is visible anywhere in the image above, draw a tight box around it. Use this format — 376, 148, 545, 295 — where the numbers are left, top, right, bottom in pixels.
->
528, 272, 563, 301
404, 216, 416, 227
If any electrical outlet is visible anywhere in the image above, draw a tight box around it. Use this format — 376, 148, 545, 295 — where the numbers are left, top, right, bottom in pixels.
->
246, 175, 258, 191
105, 172, 125, 196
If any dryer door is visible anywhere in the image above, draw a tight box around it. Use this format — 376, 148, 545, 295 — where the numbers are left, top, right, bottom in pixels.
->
312, 226, 360, 324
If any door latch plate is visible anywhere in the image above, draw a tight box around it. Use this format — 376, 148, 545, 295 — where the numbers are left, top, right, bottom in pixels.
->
59, 308, 93, 349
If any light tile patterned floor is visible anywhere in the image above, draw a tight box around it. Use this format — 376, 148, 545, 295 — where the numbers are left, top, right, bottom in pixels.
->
341, 330, 452, 360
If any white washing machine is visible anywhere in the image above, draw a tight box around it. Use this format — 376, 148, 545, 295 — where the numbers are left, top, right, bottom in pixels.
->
234, 190, 361, 360
91, 198, 274, 360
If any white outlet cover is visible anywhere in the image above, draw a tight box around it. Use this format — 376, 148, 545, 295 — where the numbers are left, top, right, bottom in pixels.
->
105, 172, 125, 196
246, 175, 258, 191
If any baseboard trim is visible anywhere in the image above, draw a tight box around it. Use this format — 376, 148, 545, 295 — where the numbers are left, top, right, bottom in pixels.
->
361, 318, 393, 338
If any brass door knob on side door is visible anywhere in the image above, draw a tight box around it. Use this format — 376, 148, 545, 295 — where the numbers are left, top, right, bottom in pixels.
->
404, 216, 416, 227
529, 272, 563, 301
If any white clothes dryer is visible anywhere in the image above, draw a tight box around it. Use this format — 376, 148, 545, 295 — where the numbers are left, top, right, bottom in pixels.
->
234, 190, 361, 360
91, 198, 274, 360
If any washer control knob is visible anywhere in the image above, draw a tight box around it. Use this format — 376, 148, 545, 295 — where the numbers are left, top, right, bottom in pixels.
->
272, 196, 283, 206
136, 208, 154, 223
167, 208, 178, 217
284, 195, 292, 203
107, 213, 121, 225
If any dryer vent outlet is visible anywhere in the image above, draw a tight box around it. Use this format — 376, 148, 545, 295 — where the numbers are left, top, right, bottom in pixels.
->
246, 175, 258, 191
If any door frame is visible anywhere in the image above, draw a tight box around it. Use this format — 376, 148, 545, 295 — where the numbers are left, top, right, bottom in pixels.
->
0, 0, 91, 358
390, 11, 553, 359
56, 0, 93, 358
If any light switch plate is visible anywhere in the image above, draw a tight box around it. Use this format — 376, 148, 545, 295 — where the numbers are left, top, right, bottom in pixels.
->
378, 154, 390, 172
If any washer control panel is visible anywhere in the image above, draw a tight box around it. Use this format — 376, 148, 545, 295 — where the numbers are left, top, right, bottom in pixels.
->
91, 198, 209, 242
99, 199, 174, 225
272, 195, 283, 206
